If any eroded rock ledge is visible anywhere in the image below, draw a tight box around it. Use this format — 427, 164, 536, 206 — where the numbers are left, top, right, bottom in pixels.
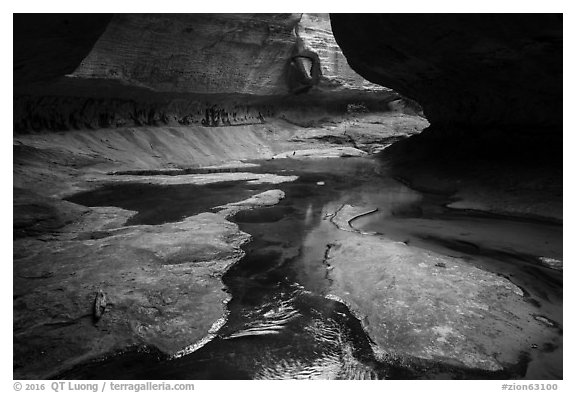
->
14, 155, 299, 378
324, 204, 558, 372
14, 209, 248, 378
14, 14, 422, 133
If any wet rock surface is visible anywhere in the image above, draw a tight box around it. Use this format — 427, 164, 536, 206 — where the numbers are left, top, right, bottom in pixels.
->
324, 231, 552, 371
322, 199, 558, 372
46, 157, 562, 380
13, 210, 251, 379
329, 204, 378, 233
272, 147, 366, 159
13, 144, 304, 378
216, 190, 286, 218
13, 166, 306, 379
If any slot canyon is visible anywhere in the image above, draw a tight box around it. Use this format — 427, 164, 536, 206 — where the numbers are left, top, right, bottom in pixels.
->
13, 13, 562, 380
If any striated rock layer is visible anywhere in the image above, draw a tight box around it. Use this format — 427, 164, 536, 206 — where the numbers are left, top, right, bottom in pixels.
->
297, 14, 385, 93
71, 14, 302, 95
14, 14, 418, 133
71, 13, 386, 95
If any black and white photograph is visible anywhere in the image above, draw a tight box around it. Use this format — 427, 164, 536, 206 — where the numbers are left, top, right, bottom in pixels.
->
7, 1, 570, 388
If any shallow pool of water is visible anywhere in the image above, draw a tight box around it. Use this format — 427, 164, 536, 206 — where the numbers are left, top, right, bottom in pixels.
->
61, 157, 562, 380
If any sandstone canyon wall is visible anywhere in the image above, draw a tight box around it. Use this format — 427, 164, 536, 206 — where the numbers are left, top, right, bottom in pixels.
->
330, 14, 562, 132
330, 14, 563, 219
14, 14, 414, 133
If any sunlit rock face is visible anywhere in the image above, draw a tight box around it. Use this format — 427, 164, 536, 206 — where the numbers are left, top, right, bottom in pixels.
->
330, 14, 562, 130
70, 13, 389, 96
71, 14, 301, 95
297, 13, 385, 93
14, 13, 409, 132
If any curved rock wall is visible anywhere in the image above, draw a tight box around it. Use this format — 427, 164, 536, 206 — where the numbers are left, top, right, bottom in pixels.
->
330, 14, 562, 130
70, 13, 390, 97
329, 14, 562, 222
14, 13, 410, 133
71, 14, 300, 95
297, 14, 386, 93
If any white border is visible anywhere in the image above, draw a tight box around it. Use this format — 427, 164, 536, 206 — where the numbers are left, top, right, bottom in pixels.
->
3, 2, 573, 391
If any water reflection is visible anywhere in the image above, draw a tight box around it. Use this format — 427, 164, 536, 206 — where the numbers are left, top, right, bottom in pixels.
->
60, 157, 562, 380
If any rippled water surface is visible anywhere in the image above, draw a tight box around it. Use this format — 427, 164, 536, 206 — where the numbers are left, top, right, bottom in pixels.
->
62, 157, 562, 380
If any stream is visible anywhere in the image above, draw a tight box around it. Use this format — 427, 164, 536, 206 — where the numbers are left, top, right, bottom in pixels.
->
63, 156, 562, 380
